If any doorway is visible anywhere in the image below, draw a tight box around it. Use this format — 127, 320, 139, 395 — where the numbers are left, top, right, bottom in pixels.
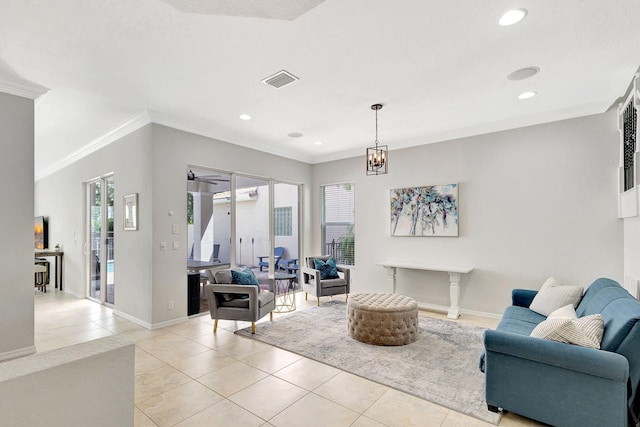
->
86, 175, 115, 306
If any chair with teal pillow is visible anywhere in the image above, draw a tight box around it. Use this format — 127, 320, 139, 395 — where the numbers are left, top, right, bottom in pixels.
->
301, 255, 351, 306
205, 267, 274, 334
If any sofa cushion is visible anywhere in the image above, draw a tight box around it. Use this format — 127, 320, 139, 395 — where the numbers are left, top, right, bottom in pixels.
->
495, 306, 547, 336
577, 279, 640, 351
529, 277, 583, 316
576, 277, 621, 316
320, 277, 347, 289
531, 313, 604, 349
221, 291, 274, 308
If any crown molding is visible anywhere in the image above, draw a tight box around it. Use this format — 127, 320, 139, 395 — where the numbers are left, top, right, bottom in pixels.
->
0, 76, 49, 100
35, 110, 151, 181
148, 110, 313, 164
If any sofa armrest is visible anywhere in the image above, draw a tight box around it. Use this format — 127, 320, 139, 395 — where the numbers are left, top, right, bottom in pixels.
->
511, 289, 538, 308
484, 329, 629, 382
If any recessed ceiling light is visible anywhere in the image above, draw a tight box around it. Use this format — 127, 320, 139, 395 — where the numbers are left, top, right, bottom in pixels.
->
507, 66, 540, 81
499, 9, 527, 26
288, 132, 303, 138
239, 114, 252, 121
314, 141, 323, 146
518, 91, 537, 100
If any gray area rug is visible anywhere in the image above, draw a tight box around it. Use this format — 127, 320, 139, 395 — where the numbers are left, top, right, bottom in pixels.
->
236, 301, 500, 425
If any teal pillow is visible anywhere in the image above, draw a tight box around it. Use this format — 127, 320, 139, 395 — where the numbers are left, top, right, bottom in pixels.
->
231, 268, 259, 286
313, 257, 339, 280
229, 267, 259, 300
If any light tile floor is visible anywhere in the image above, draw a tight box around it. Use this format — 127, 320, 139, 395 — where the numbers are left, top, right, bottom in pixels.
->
34, 289, 545, 427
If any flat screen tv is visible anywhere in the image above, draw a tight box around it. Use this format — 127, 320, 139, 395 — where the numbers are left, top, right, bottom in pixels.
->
34, 216, 48, 250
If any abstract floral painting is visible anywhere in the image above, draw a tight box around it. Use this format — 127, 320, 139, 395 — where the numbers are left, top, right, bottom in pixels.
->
390, 184, 458, 236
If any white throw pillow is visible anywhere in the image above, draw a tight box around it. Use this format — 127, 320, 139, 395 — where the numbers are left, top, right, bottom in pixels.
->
547, 304, 578, 320
529, 277, 583, 316
530, 314, 605, 349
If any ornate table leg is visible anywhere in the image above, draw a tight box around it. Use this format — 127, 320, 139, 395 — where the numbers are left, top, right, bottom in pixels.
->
447, 272, 461, 319
383, 266, 398, 293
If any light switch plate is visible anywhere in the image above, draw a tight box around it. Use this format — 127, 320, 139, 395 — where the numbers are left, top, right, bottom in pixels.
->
172, 241, 179, 250
172, 224, 179, 234
160, 241, 167, 251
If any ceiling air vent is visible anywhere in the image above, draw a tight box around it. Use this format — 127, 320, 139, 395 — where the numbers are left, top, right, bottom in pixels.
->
262, 70, 299, 88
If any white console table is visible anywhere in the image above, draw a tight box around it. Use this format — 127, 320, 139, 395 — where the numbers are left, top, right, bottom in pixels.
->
378, 262, 474, 319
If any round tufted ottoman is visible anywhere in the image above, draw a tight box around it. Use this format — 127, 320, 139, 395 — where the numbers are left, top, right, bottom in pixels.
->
347, 293, 419, 346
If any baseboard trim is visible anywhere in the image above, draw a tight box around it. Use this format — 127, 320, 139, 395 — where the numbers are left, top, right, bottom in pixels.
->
0, 345, 36, 362
112, 309, 188, 331
148, 317, 190, 330
417, 301, 502, 320
112, 309, 152, 330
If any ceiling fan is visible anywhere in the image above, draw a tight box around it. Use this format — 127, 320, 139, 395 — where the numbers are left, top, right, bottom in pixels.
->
187, 169, 230, 185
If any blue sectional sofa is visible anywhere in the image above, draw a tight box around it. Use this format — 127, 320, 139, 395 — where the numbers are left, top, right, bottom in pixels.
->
480, 278, 640, 427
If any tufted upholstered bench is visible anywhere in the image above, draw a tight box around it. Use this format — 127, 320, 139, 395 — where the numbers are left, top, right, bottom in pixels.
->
347, 293, 419, 346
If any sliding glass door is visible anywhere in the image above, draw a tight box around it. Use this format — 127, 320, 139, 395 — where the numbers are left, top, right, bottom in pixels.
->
86, 176, 115, 306
274, 182, 300, 276
235, 175, 270, 269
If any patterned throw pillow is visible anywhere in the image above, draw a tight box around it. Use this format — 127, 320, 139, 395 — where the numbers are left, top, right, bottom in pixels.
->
231, 268, 259, 286
529, 277, 583, 316
530, 313, 605, 349
225, 267, 260, 301
313, 257, 339, 280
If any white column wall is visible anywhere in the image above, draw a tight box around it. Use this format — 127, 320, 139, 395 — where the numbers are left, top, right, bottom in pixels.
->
0, 92, 36, 359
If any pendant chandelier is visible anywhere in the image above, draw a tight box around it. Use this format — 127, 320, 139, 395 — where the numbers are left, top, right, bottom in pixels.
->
366, 103, 388, 175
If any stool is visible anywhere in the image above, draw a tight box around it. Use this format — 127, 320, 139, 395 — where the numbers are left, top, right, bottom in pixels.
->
34, 264, 48, 292
347, 293, 419, 346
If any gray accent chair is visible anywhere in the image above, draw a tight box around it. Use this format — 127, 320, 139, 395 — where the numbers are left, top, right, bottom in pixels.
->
301, 255, 351, 306
205, 269, 275, 334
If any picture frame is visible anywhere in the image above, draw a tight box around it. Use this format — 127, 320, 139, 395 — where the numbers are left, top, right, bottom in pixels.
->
123, 193, 138, 231
390, 184, 458, 237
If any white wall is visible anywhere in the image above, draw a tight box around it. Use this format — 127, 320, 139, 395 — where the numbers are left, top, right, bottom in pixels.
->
0, 92, 36, 359
35, 125, 154, 325
624, 216, 640, 281
36, 123, 312, 328
150, 124, 312, 325
312, 111, 623, 316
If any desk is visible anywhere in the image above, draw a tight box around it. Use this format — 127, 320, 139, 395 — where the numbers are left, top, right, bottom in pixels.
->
187, 260, 226, 315
187, 260, 223, 272
378, 262, 474, 319
35, 250, 63, 291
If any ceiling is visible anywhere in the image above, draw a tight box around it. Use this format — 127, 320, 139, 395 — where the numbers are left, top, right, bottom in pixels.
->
2, 1, 640, 179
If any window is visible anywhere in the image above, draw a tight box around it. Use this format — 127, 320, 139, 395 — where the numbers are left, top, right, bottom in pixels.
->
321, 183, 355, 265
622, 99, 637, 192
274, 206, 292, 236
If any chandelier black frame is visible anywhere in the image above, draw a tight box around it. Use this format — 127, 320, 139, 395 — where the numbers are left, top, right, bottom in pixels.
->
366, 103, 388, 175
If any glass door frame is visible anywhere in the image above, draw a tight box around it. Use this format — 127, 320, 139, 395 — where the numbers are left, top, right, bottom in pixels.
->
187, 166, 303, 278
85, 173, 114, 307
